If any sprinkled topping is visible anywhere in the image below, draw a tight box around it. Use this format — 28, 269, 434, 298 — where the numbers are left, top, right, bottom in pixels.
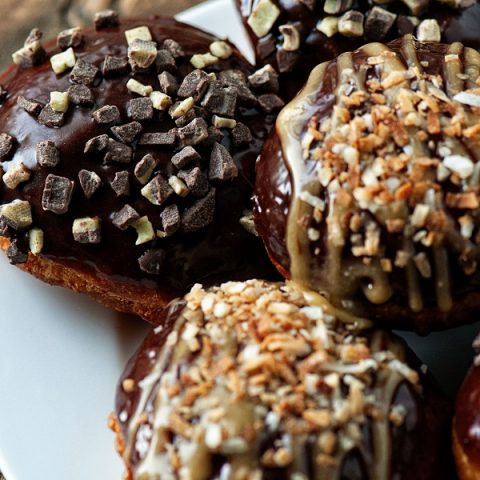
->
29, 228, 44, 254
125, 26, 152, 45
70, 59, 99, 86
138, 248, 165, 274
72, 217, 101, 243
12, 29, 46, 68
93, 105, 120, 125
112, 204, 140, 231
49, 91, 69, 113
134, 154, 158, 185
117, 280, 424, 478
247, 0, 281, 37
57, 27, 83, 50
41, 174, 74, 214
3, 163, 31, 189
78, 169, 102, 199
0, 133, 15, 161
50, 47, 76, 74
36, 140, 60, 167
94, 10, 119, 30
128, 39, 157, 71
110, 171, 130, 197
17, 96, 43, 116
111, 121, 143, 144
1, 200, 32, 230
133, 216, 155, 245
67, 84, 94, 106
280, 36, 480, 315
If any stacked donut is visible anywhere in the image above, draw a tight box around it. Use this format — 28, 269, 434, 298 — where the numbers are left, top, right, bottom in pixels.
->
1, 2, 480, 479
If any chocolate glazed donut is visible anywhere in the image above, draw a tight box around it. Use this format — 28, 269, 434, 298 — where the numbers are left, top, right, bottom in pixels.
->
236, 0, 480, 98
111, 280, 452, 480
254, 36, 480, 333
0, 14, 281, 323
454, 335, 480, 480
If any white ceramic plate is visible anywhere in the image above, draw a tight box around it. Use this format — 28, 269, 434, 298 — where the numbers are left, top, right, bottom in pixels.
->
0, 1, 479, 479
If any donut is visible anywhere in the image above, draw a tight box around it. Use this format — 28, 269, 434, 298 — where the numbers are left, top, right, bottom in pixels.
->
254, 35, 480, 333
111, 279, 452, 479
454, 334, 480, 480
0, 12, 282, 323
236, 0, 480, 97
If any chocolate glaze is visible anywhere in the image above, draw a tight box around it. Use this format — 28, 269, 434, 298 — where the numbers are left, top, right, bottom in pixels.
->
455, 364, 480, 469
0, 17, 280, 299
115, 288, 453, 479
237, 0, 480, 98
254, 38, 480, 333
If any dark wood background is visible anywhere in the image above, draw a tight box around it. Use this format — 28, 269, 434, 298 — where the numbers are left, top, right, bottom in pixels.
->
0, 2, 206, 478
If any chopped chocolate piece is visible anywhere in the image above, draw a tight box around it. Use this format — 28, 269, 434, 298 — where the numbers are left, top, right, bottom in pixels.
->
0, 219, 13, 238
276, 48, 299, 73
111, 171, 130, 196
162, 38, 184, 58
41, 174, 74, 214
206, 126, 224, 145
158, 71, 179, 96
248, 65, 279, 93
111, 121, 143, 144
104, 139, 133, 164
1, 200, 32, 230
138, 248, 166, 274
6, 239, 28, 265
112, 204, 140, 230
177, 69, 210, 100
201, 82, 237, 117
256, 34, 276, 60
92, 105, 120, 125
181, 188, 216, 233
171, 146, 201, 169
128, 39, 157, 71
36, 140, 59, 167
138, 131, 176, 146
78, 169, 102, 198
67, 84, 94, 106
396, 15, 417, 36
177, 118, 209, 147
218, 70, 257, 107
127, 97, 153, 121
364, 7, 397, 40
38, 105, 65, 128
12, 39, 45, 68
50, 48, 76, 74
70, 59, 99, 86
141, 174, 173, 205
209, 142, 238, 182
3, 163, 30, 189
160, 204, 180, 235
258, 93, 285, 113
84, 134, 109, 154
57, 27, 83, 50
94, 10, 119, 29
0, 85, 7, 103
72, 217, 102, 243
156, 49, 177, 73
338, 10, 365, 37
178, 167, 209, 197
231, 122, 253, 146
300, 0, 316, 10
135, 153, 158, 184
24, 28, 42, 45
17, 96, 43, 116
0, 133, 15, 160
102, 55, 129, 77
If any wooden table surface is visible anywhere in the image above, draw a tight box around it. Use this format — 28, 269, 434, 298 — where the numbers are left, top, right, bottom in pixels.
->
0, 1, 206, 478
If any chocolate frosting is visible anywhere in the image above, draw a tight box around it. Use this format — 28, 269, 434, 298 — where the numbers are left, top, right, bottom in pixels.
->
0, 17, 280, 298
237, 0, 480, 98
254, 37, 480, 332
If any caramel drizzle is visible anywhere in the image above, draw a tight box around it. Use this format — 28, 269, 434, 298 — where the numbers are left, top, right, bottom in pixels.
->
278, 35, 480, 316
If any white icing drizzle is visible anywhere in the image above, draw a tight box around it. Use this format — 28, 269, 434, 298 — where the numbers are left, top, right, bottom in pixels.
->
276, 35, 480, 317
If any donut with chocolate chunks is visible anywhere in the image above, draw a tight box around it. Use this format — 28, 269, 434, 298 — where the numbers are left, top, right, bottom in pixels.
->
111, 279, 452, 480
254, 36, 480, 332
454, 332, 480, 479
0, 13, 280, 323
236, 0, 480, 98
